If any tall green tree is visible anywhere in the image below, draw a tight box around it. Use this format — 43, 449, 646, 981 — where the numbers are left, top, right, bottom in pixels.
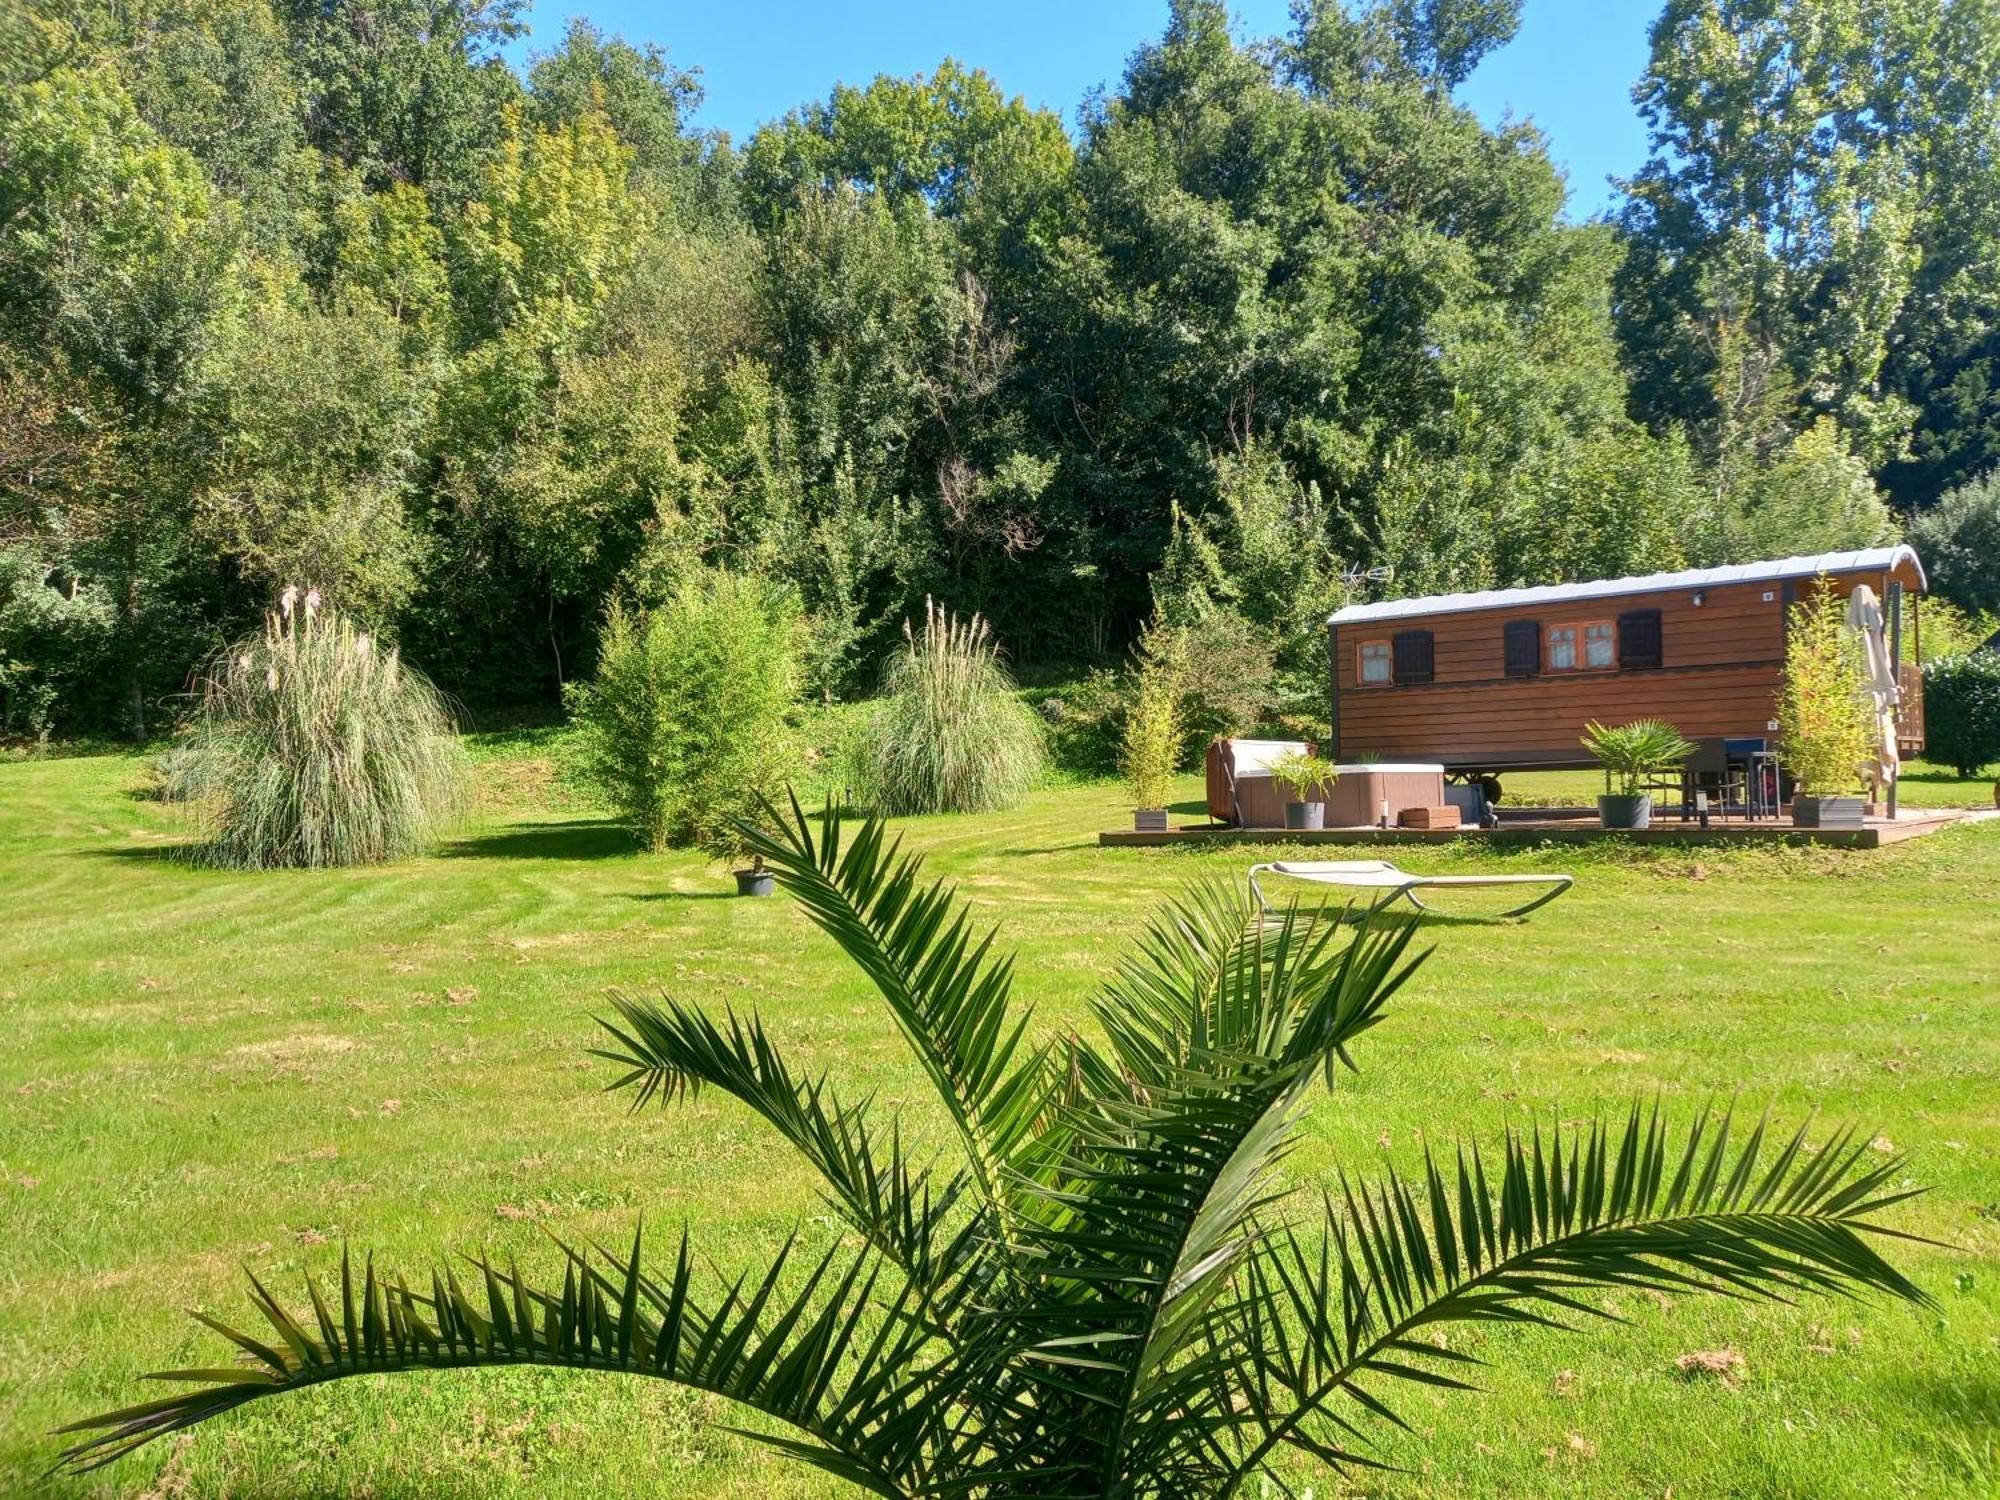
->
1909, 467, 2000, 612
278, 0, 525, 201
194, 280, 432, 619
527, 17, 703, 180
112, 0, 312, 252
743, 57, 1067, 219
1616, 0, 2000, 519
0, 60, 242, 734
423, 105, 654, 688
1877, 0, 2000, 507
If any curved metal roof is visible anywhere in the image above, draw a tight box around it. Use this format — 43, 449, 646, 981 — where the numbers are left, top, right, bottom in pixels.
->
1327, 545, 1926, 626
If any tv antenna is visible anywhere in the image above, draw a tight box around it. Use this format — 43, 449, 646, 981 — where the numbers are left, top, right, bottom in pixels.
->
1339, 565, 1393, 590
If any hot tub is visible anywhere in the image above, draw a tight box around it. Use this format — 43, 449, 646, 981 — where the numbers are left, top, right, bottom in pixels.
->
1206, 741, 1446, 828
1322, 764, 1446, 828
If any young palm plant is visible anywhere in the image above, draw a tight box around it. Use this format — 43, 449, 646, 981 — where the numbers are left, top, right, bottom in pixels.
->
60, 797, 1930, 1493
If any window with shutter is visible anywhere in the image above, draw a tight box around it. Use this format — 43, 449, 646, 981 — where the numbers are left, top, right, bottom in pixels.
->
1503, 619, 1539, 677
1619, 608, 1664, 669
1392, 629, 1434, 685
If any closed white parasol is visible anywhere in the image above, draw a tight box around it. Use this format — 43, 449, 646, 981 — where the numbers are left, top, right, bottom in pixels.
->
1845, 585, 1900, 788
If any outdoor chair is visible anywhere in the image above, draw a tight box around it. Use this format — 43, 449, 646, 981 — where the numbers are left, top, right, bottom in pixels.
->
1679, 737, 1742, 821
1247, 859, 1573, 919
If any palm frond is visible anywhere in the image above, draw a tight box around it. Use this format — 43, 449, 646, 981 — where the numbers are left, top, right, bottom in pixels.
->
58, 1232, 950, 1497
994, 906, 1425, 1490
594, 993, 974, 1306
1091, 878, 1274, 1088
1221, 1104, 1933, 1489
743, 794, 1052, 1244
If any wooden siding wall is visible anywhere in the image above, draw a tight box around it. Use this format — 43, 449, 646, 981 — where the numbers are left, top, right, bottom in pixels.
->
1332, 569, 1909, 768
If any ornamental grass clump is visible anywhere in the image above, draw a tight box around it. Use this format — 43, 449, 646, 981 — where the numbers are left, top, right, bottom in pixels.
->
172, 588, 467, 868
852, 599, 1045, 815
61, 799, 1931, 1491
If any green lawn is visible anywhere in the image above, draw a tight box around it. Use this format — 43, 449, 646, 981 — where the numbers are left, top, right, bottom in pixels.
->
2, 744, 1996, 1498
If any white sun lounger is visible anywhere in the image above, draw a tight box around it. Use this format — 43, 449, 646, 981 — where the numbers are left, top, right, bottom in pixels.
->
1248, 859, 1573, 919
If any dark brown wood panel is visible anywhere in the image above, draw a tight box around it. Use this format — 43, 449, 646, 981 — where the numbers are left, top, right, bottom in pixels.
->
1344, 668, 1784, 768
1328, 566, 1910, 767
1335, 580, 1788, 692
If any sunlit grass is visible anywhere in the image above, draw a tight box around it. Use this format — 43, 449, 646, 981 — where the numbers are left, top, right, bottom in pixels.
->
0, 745, 1993, 1498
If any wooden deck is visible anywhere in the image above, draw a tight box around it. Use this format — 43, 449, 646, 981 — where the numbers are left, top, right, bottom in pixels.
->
1097, 808, 1975, 851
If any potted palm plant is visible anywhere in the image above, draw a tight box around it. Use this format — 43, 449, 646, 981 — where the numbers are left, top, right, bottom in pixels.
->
1270, 749, 1339, 831
732, 848, 776, 897
1778, 587, 1874, 829
1120, 657, 1181, 832
1582, 719, 1695, 830
703, 818, 776, 895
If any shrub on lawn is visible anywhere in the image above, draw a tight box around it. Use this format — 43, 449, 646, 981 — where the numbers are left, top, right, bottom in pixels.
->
1042, 617, 1283, 781
1038, 668, 1126, 777
64, 803, 1931, 1491
849, 599, 1044, 815
567, 570, 802, 854
1922, 651, 2000, 777
175, 589, 468, 868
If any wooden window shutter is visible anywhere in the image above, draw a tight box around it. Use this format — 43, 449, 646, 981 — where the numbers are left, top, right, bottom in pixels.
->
1503, 619, 1540, 677
1392, 629, 1434, 685
1618, 608, 1663, 669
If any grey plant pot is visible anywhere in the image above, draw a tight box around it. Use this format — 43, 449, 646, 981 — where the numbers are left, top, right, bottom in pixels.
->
735, 868, 775, 897
1284, 801, 1325, 831
1133, 808, 1168, 832
1791, 795, 1864, 829
1598, 793, 1653, 830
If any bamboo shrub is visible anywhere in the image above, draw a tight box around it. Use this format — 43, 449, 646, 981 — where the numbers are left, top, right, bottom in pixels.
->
567, 572, 803, 856
1120, 658, 1182, 810
1776, 585, 1874, 794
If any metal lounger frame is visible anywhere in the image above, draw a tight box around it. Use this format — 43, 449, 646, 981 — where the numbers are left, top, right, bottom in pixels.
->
1247, 861, 1573, 920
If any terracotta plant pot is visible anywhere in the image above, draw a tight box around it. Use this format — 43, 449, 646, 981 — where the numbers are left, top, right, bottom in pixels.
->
1598, 793, 1652, 830
1284, 801, 1325, 831
735, 868, 775, 897
1133, 808, 1168, 832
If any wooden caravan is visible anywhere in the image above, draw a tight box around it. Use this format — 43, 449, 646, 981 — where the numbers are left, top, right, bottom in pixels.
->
1327, 547, 1928, 773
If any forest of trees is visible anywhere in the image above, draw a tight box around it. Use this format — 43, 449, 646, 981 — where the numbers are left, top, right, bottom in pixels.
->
4, 0, 1999, 741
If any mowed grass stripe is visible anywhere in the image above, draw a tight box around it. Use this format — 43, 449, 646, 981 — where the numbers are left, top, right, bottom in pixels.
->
0, 748, 1993, 1498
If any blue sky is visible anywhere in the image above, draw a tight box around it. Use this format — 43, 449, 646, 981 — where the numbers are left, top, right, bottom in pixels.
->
503, 0, 1659, 220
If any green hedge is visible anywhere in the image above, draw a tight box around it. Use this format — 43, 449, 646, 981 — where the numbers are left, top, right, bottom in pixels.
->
1921, 652, 2000, 777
